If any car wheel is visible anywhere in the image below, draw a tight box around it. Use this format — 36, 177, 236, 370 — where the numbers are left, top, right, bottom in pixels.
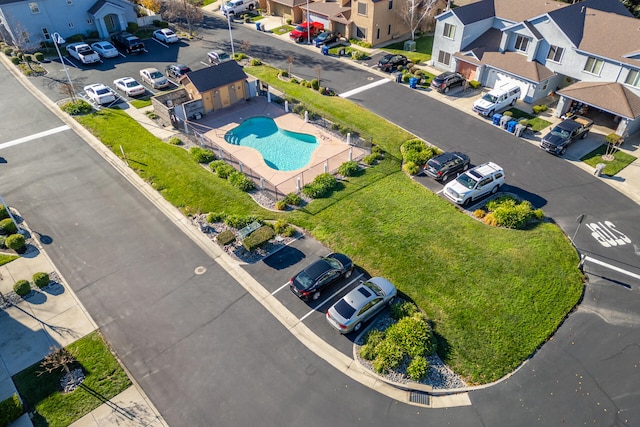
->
560, 147, 567, 155
491, 184, 500, 194
345, 269, 353, 279
441, 173, 448, 182
462, 198, 471, 208
488, 110, 495, 117
248, 4, 254, 9
581, 131, 589, 139
444, 86, 450, 94
463, 163, 469, 171
511, 98, 517, 106
353, 322, 362, 332
312, 291, 321, 300
387, 296, 396, 306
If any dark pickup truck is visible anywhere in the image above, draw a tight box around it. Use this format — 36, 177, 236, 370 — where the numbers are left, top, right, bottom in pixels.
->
540, 115, 593, 155
111, 32, 145, 54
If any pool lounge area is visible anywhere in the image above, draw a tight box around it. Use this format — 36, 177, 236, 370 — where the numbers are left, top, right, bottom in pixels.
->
192, 98, 367, 197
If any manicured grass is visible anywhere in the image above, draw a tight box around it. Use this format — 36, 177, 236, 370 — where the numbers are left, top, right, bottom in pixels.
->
130, 98, 152, 109
203, 0, 216, 5
0, 253, 19, 266
74, 65, 584, 384
272, 25, 294, 36
504, 108, 551, 132
382, 35, 433, 64
13, 331, 131, 427
581, 144, 637, 176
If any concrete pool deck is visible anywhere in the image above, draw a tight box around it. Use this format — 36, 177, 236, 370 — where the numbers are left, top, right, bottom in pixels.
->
193, 98, 367, 196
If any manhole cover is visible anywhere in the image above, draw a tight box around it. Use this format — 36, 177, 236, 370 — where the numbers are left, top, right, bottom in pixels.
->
194, 266, 207, 275
367, 77, 374, 81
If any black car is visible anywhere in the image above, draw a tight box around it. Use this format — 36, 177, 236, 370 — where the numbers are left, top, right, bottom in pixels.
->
289, 253, 354, 300
377, 54, 408, 72
431, 71, 466, 93
313, 31, 339, 47
110, 32, 145, 54
165, 63, 192, 80
424, 151, 471, 182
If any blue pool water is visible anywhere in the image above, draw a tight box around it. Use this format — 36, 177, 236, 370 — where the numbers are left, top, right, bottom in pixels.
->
224, 116, 318, 171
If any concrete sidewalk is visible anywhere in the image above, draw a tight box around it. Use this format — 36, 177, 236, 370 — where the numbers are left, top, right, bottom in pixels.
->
0, 223, 167, 427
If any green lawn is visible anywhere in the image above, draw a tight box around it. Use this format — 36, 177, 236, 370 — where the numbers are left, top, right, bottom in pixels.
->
0, 253, 19, 266
581, 144, 637, 176
13, 332, 131, 427
504, 108, 552, 132
382, 35, 434, 64
130, 98, 152, 109
272, 25, 294, 36
72, 65, 584, 384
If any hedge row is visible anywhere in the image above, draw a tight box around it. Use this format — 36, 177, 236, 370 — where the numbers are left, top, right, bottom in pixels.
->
0, 394, 22, 427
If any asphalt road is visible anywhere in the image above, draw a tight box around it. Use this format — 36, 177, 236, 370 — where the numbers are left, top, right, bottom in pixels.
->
2, 14, 640, 426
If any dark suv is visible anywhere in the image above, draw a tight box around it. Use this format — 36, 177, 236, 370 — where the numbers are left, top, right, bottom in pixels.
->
377, 54, 408, 72
111, 32, 145, 54
431, 72, 465, 93
424, 151, 471, 182
165, 64, 192, 80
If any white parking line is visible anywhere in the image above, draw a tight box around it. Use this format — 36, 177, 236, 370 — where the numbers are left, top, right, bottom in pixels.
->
0, 125, 70, 150
298, 272, 364, 322
584, 256, 640, 280
272, 281, 290, 295
339, 79, 390, 98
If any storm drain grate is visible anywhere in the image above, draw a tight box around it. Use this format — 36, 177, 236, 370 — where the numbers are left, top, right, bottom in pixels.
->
409, 391, 430, 406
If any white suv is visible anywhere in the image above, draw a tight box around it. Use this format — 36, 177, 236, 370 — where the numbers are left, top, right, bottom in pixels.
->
443, 162, 505, 207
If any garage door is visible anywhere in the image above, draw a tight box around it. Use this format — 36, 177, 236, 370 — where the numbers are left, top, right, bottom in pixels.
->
493, 72, 527, 100
308, 13, 328, 27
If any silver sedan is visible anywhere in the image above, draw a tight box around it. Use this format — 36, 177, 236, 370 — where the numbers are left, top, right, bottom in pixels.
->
139, 68, 169, 89
326, 277, 397, 334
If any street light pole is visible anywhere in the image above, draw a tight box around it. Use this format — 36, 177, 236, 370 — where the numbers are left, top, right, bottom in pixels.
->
52, 32, 76, 102
227, 12, 235, 57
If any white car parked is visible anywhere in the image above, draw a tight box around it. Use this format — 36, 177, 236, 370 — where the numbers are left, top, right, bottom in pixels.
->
113, 77, 146, 97
153, 29, 179, 44
91, 41, 119, 58
221, 0, 257, 15
443, 162, 505, 207
139, 68, 170, 89
84, 84, 115, 105
66, 42, 100, 64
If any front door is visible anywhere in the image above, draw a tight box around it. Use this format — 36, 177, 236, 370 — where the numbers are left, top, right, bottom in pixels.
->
104, 14, 119, 32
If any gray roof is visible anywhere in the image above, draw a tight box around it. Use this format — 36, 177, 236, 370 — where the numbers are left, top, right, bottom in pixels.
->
184, 61, 248, 93
558, 81, 640, 120
450, 0, 495, 25
303, 1, 351, 20
268, 0, 308, 7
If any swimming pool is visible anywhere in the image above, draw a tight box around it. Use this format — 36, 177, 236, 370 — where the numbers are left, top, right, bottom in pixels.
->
224, 116, 318, 171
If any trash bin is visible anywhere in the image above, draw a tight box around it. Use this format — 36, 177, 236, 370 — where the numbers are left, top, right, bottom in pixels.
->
339, 48, 346, 56
392, 71, 402, 83
492, 113, 502, 126
255, 22, 262, 31
514, 123, 526, 137
595, 163, 606, 176
500, 115, 511, 129
507, 120, 518, 133
321, 45, 329, 56
409, 77, 419, 89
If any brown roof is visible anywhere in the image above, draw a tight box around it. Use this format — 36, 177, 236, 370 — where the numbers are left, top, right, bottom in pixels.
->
558, 81, 640, 120
578, 8, 640, 68
304, 1, 351, 20
493, 0, 569, 23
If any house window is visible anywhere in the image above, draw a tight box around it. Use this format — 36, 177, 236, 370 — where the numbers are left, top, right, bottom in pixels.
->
514, 35, 529, 52
388, 0, 392, 9
68, 22, 75, 28
28, 2, 40, 13
583, 56, 604, 75
356, 26, 366, 39
42, 28, 50, 40
87, 18, 93, 24
443, 23, 455, 39
21, 31, 30, 44
388, 24, 391, 35
546, 45, 564, 63
66, 0, 72, 4
376, 28, 380, 39
438, 50, 451, 65
357, 2, 367, 16
626, 69, 640, 88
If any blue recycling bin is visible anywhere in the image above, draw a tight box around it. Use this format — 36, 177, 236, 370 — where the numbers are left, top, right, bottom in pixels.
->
507, 120, 518, 133
321, 45, 329, 56
492, 113, 502, 125
409, 77, 419, 89
255, 22, 262, 31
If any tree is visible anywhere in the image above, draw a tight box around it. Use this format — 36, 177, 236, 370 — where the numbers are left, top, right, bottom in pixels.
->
287, 55, 294, 77
399, 0, 440, 41
161, 0, 204, 35
39, 346, 78, 378
140, 0, 162, 13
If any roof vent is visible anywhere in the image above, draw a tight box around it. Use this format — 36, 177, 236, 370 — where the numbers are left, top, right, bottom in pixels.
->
581, 6, 585, 13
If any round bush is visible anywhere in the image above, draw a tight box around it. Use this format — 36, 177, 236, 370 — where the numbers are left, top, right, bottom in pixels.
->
206, 212, 226, 223
283, 193, 302, 206
10, 56, 20, 65
228, 171, 254, 191
189, 147, 216, 164
3, 47, 14, 56
33, 52, 45, 61
310, 79, 320, 90
275, 200, 287, 210
0, 204, 8, 219
168, 136, 183, 145
407, 355, 429, 380
5, 233, 25, 251
338, 161, 359, 177
61, 100, 93, 115
0, 218, 17, 234
33, 272, 50, 288
13, 280, 30, 297
0, 236, 6, 249
250, 58, 262, 66
390, 301, 418, 320
403, 161, 419, 175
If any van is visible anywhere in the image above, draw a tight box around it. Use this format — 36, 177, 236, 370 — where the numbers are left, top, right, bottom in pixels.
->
472, 84, 521, 117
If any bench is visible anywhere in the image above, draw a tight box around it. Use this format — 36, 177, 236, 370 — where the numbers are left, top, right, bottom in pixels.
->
237, 221, 261, 241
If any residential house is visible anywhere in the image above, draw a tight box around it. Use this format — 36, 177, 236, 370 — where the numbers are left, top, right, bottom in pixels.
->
181, 60, 249, 114
431, 0, 640, 136
0, 0, 138, 50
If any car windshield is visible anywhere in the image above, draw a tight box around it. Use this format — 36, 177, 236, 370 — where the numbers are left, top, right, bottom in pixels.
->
150, 71, 163, 79
482, 93, 498, 103
78, 46, 91, 53
550, 127, 570, 139
96, 88, 110, 95
295, 25, 305, 32
334, 299, 356, 319
456, 173, 478, 189
102, 43, 114, 49
323, 257, 342, 270
294, 271, 314, 290
165, 30, 175, 36
364, 281, 384, 297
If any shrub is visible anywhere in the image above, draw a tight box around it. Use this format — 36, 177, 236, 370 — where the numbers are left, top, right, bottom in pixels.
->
224, 214, 261, 229
386, 312, 437, 357
371, 339, 404, 373
351, 50, 368, 60
16, 52, 23, 60
33, 272, 50, 289
0, 394, 23, 426
533, 208, 545, 220
473, 209, 486, 218
5, 233, 25, 251
127, 22, 139, 32
403, 161, 419, 175
407, 355, 429, 381
372, 145, 384, 156
358, 329, 385, 360
13, 280, 30, 297
292, 104, 305, 115
503, 111, 513, 117
244, 16, 251, 23
519, 119, 529, 127
61, 100, 93, 115
275, 200, 287, 210
283, 193, 302, 206
3, 47, 13, 56
0, 204, 7, 220
0, 218, 17, 234
362, 153, 378, 165
302, 173, 337, 199
216, 230, 236, 246
206, 212, 226, 223
0, 236, 5, 249
483, 212, 498, 226
243, 225, 274, 251
468, 80, 481, 89
290, 77, 298, 84
145, 111, 158, 119
532, 104, 548, 114
168, 136, 183, 145
88, 31, 99, 38
190, 147, 216, 163
390, 301, 418, 320
310, 79, 320, 90
33, 52, 44, 62
234, 52, 247, 60
338, 161, 359, 177
216, 163, 237, 179
10, 56, 20, 65
228, 171, 255, 191
250, 58, 262, 66
279, 70, 289, 77
487, 196, 536, 229
401, 138, 436, 166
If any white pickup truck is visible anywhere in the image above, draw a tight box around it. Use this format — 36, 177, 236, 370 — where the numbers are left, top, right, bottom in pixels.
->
221, 0, 258, 16
66, 42, 100, 64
